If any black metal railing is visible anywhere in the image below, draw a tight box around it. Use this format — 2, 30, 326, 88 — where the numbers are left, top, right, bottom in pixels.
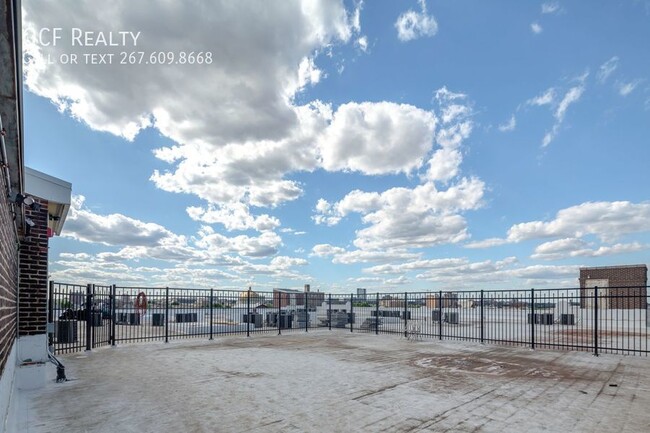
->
48, 283, 649, 357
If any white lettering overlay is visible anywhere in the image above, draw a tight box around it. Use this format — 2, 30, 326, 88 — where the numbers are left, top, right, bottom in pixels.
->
70, 28, 141, 47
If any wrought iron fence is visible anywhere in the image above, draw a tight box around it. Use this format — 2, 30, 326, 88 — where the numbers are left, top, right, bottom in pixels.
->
48, 283, 649, 356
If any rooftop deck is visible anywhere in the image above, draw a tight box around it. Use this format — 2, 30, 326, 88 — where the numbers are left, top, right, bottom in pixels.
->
15, 331, 650, 432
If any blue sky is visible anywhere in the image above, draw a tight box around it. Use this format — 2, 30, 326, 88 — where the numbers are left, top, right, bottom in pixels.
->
21, 1, 650, 292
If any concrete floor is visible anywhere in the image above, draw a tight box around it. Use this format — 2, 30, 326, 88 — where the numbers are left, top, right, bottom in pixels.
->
15, 331, 650, 432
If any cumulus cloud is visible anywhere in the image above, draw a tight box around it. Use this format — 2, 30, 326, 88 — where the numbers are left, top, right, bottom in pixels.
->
52, 194, 319, 288
423, 87, 473, 182
319, 102, 436, 175
195, 226, 282, 258
22, 0, 367, 229
187, 203, 280, 232
310, 244, 420, 264
395, 0, 438, 42
531, 23, 543, 34
314, 87, 482, 252
314, 177, 484, 250
531, 238, 647, 260
467, 201, 650, 248
64, 195, 182, 247
353, 255, 577, 288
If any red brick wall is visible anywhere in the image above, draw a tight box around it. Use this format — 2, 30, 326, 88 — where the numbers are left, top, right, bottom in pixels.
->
580, 265, 648, 309
18, 197, 49, 336
0, 180, 19, 376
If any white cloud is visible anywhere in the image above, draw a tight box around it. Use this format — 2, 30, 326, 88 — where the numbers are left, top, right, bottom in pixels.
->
319, 102, 436, 175
23, 1, 357, 144
394, 257, 577, 287
423, 87, 473, 182
531, 22, 543, 34
186, 203, 280, 232
498, 115, 516, 132
364, 258, 472, 275
531, 238, 647, 260
315, 177, 485, 250
314, 87, 482, 251
467, 201, 650, 248
22, 1, 368, 229
597, 56, 619, 84
195, 226, 283, 258
540, 74, 587, 147
541, 2, 561, 14
395, 0, 438, 42
270, 256, 308, 269
356, 36, 368, 52
310, 244, 420, 264
618, 79, 643, 96
554, 85, 585, 122
310, 244, 346, 257
527, 88, 556, 106
63, 195, 183, 247
464, 237, 509, 249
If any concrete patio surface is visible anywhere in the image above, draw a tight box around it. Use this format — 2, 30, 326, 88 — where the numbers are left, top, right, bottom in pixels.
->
14, 331, 650, 432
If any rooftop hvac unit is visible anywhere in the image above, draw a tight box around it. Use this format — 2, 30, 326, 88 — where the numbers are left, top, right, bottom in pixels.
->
56, 320, 78, 344
444, 312, 459, 324
279, 314, 293, 329
175, 313, 197, 323
243, 313, 263, 328
152, 313, 165, 327
527, 313, 554, 325
560, 314, 575, 325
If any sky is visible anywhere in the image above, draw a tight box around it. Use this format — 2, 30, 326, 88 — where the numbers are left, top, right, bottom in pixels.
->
20, 0, 650, 293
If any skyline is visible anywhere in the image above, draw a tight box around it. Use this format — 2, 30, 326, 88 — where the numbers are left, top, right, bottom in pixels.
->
21, 0, 650, 293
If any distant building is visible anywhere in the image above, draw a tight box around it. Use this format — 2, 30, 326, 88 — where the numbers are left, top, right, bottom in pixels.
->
579, 265, 647, 309
379, 295, 404, 308
239, 290, 265, 305
424, 292, 459, 308
273, 288, 303, 308
273, 286, 324, 308
356, 288, 367, 301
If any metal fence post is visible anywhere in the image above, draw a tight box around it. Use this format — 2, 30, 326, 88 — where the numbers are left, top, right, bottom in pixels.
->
350, 293, 354, 333
305, 291, 309, 333
85, 284, 92, 351
594, 286, 599, 357
209, 289, 214, 341
247, 288, 251, 337
48, 281, 54, 348
403, 292, 408, 338
438, 290, 443, 340
480, 290, 485, 343
278, 292, 282, 335
165, 287, 169, 343
328, 294, 332, 331
530, 288, 535, 350
110, 284, 116, 346
375, 293, 380, 335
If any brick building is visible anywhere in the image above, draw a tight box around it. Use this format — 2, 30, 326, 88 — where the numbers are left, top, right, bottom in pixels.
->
273, 285, 324, 308
1, 1, 72, 428
424, 292, 460, 309
579, 265, 648, 309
